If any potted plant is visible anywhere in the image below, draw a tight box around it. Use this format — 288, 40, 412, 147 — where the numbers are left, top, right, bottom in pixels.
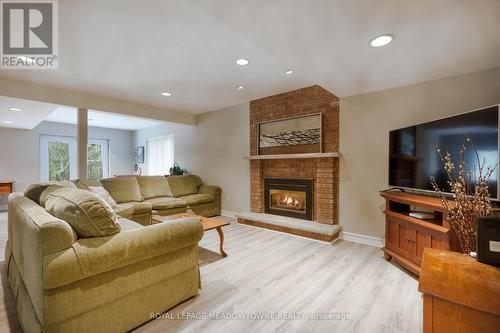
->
169, 162, 190, 176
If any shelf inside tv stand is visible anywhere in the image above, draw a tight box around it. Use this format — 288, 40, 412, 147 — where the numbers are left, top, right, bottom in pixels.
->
380, 191, 461, 275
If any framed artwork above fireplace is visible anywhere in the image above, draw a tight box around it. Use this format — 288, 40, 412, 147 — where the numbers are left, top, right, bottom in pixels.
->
258, 113, 322, 155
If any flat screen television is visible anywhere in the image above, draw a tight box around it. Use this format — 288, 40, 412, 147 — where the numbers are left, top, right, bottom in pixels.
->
389, 105, 499, 199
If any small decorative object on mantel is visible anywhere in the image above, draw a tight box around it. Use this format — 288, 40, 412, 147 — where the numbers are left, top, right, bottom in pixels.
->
169, 162, 190, 176
430, 135, 497, 255
258, 113, 322, 155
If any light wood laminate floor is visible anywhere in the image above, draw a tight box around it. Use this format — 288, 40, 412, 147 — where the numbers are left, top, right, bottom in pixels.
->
0, 212, 422, 333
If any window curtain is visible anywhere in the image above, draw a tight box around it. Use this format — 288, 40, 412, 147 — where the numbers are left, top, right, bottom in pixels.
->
146, 135, 174, 175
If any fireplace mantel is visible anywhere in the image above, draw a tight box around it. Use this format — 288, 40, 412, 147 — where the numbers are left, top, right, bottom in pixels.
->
246, 152, 339, 160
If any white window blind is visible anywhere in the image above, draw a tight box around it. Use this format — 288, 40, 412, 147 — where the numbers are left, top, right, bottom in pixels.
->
146, 134, 174, 175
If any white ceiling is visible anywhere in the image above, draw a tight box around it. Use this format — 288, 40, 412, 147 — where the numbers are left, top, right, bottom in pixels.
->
0, 0, 499, 114
0, 96, 61, 129
0, 96, 165, 130
46, 107, 165, 130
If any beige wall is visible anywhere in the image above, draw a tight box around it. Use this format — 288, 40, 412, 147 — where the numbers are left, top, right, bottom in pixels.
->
340, 67, 500, 238
133, 103, 250, 213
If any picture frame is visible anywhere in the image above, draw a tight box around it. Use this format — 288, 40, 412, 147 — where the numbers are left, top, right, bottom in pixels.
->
257, 113, 322, 155
134, 146, 145, 164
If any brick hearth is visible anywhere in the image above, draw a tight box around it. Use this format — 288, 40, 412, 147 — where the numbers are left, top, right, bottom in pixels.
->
248, 85, 339, 225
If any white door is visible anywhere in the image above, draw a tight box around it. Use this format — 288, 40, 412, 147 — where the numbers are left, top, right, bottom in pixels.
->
87, 138, 109, 180
40, 135, 109, 181
40, 135, 77, 181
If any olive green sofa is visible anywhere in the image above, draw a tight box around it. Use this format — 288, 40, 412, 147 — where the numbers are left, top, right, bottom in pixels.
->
6, 184, 204, 333
74, 175, 222, 226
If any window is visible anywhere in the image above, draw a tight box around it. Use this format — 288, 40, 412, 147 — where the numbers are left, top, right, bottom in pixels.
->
40, 135, 109, 181
146, 134, 174, 175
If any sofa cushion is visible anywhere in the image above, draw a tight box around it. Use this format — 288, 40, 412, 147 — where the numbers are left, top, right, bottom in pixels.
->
117, 217, 143, 231
145, 197, 187, 210
43, 187, 121, 238
100, 177, 142, 203
167, 175, 203, 197
114, 202, 152, 218
136, 176, 172, 199
179, 193, 213, 206
88, 186, 118, 208
24, 181, 76, 205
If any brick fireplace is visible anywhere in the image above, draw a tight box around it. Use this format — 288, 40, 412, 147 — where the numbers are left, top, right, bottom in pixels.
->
238, 85, 340, 240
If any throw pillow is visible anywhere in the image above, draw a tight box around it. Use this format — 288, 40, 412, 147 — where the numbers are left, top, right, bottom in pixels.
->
24, 181, 76, 205
43, 187, 121, 237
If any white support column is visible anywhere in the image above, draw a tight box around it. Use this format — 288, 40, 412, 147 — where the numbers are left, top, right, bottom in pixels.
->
77, 108, 88, 180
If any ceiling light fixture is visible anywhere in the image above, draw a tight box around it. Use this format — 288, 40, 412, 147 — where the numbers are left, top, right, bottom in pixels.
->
9, 107, 22, 111
236, 58, 249, 66
3, 120, 14, 124
284, 69, 294, 75
236, 85, 244, 90
370, 34, 394, 47
161, 92, 172, 97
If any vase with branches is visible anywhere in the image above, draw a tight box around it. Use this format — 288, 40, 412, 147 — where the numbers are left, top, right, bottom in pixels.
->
430, 135, 496, 254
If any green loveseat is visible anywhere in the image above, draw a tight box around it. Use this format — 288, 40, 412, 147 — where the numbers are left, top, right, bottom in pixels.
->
75, 175, 222, 226
6, 183, 204, 333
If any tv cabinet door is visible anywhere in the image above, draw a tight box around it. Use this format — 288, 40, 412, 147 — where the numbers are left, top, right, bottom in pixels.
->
409, 225, 448, 266
386, 217, 412, 258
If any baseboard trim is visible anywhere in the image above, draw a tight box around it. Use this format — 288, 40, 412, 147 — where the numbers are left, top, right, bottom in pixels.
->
341, 231, 384, 248
221, 210, 237, 218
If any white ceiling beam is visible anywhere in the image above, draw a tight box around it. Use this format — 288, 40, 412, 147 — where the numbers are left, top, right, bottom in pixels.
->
0, 75, 196, 125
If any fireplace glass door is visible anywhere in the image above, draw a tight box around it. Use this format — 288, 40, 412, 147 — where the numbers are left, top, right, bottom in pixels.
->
264, 178, 313, 220
269, 189, 307, 213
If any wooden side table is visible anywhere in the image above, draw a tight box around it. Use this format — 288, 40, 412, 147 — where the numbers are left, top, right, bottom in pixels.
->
0, 181, 14, 194
419, 248, 500, 333
152, 213, 230, 257
0, 181, 14, 211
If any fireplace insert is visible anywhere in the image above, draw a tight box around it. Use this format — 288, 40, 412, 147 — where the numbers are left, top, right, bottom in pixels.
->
264, 178, 313, 220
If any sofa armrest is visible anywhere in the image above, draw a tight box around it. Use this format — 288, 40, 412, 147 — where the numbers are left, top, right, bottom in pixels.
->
43, 217, 203, 289
199, 185, 221, 199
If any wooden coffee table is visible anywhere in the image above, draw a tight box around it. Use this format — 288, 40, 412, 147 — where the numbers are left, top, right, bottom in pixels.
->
152, 213, 230, 257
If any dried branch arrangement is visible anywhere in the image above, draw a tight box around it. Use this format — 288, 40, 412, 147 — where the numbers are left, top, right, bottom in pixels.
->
430, 135, 496, 254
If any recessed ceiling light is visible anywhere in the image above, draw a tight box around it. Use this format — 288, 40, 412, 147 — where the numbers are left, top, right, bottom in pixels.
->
9, 107, 22, 111
370, 34, 394, 47
236, 85, 244, 90
161, 92, 172, 97
236, 58, 249, 66
3, 120, 14, 124
284, 69, 294, 75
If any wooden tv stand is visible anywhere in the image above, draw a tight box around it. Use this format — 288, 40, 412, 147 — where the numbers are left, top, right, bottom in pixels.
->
380, 191, 461, 275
